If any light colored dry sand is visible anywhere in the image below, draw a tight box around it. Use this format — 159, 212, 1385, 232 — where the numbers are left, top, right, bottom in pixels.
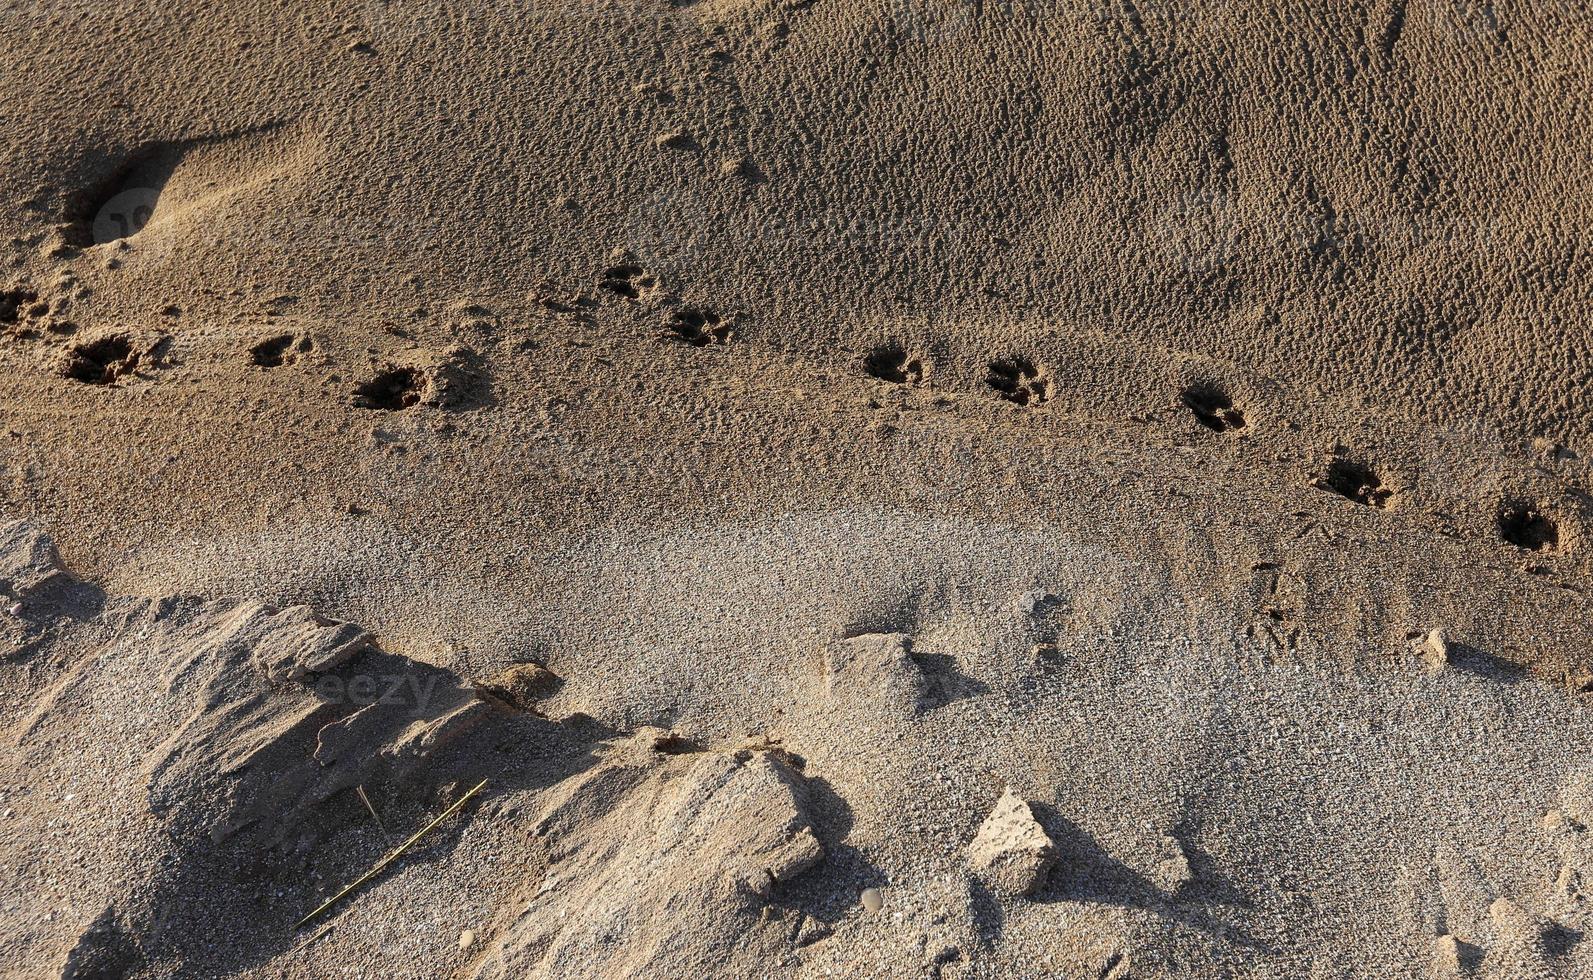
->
1, 1, 1592, 977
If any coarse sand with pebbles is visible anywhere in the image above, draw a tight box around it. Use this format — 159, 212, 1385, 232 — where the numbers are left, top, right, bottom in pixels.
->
2, 1, 1593, 978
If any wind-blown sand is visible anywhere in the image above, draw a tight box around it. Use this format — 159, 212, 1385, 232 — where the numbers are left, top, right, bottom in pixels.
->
1, 1, 1592, 977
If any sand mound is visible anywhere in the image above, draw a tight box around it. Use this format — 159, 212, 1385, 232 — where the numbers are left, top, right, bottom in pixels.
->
472, 730, 823, 978
1, 511, 1590, 976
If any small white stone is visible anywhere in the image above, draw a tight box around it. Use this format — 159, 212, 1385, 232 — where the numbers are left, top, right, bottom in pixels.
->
458, 929, 475, 950
860, 887, 883, 913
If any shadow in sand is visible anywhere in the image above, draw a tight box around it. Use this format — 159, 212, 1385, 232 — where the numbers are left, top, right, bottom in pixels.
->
1027, 806, 1275, 954
1030, 803, 1163, 909
769, 774, 887, 936
142, 672, 610, 978
1544, 922, 1585, 958
1446, 642, 1532, 685
968, 878, 1008, 946
1168, 817, 1251, 909
913, 652, 991, 710
2, 573, 108, 664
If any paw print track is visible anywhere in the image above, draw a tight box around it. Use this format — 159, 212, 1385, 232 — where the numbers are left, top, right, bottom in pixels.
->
1182, 383, 1246, 432
0, 288, 40, 325
1498, 501, 1560, 552
353, 367, 424, 410
661, 309, 730, 347
600, 264, 657, 300
986, 357, 1049, 406
1315, 458, 1393, 509
59, 334, 138, 385
864, 342, 924, 384
250, 332, 313, 368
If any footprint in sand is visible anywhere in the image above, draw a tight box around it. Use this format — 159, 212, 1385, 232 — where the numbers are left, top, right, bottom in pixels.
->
1497, 500, 1561, 553
249, 332, 313, 368
864, 342, 926, 385
1313, 455, 1395, 509
986, 356, 1049, 407
1180, 382, 1246, 432
660, 308, 731, 347
57, 332, 145, 386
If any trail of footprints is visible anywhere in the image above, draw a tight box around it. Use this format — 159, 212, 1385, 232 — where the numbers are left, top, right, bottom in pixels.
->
16, 140, 1565, 564
4, 250, 1584, 570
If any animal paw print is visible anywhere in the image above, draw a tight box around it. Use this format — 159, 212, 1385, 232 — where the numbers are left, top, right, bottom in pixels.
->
864, 342, 925, 385
250, 332, 313, 368
351, 346, 486, 411
1, 288, 41, 325
1243, 562, 1303, 654
58, 333, 140, 385
1, 286, 68, 336
1181, 383, 1246, 432
986, 356, 1049, 406
660, 309, 730, 347
599, 263, 659, 301
352, 367, 424, 410
1314, 457, 1394, 509
1499, 500, 1561, 553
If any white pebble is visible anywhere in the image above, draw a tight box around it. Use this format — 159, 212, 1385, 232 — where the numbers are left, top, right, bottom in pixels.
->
861, 887, 883, 913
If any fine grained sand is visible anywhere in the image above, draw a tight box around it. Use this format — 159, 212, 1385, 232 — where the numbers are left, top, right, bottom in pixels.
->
2, 1, 1592, 977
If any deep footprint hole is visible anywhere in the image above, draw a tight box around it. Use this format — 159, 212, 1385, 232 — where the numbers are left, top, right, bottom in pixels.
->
986, 356, 1048, 406
0, 289, 38, 325
664, 309, 727, 347
1498, 500, 1559, 552
1182, 383, 1246, 432
64, 143, 186, 247
60, 335, 137, 385
250, 333, 310, 368
1315, 458, 1393, 509
864, 342, 923, 384
353, 367, 425, 410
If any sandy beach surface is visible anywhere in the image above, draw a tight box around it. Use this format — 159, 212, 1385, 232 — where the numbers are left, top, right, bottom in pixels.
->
2, 2, 1592, 977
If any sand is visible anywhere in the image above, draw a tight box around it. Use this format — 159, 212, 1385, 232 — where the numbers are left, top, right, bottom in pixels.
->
1, 1, 1592, 977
